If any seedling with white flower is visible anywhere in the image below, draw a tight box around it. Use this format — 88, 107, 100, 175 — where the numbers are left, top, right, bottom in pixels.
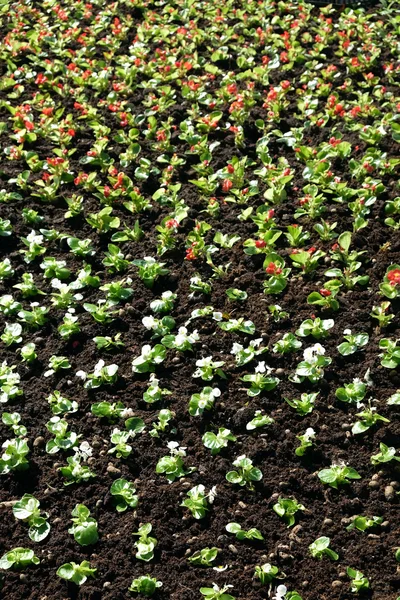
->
241, 362, 279, 396
295, 428, 316, 456
162, 326, 199, 351
292, 344, 331, 383
226, 455, 262, 490
156, 442, 196, 482
143, 374, 171, 404
231, 338, 267, 367
193, 356, 226, 381
132, 344, 167, 373
203, 428, 236, 454
142, 314, 175, 339
76, 360, 118, 389
150, 290, 177, 313
254, 563, 280, 585
189, 386, 221, 416
200, 583, 235, 600
181, 484, 217, 519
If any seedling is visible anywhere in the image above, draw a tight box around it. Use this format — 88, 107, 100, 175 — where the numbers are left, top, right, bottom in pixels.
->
309, 537, 338, 561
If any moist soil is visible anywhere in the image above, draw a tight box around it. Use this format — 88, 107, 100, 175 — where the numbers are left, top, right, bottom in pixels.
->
0, 1, 400, 599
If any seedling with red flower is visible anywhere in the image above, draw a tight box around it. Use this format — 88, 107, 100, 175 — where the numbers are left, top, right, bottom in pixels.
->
263, 253, 291, 295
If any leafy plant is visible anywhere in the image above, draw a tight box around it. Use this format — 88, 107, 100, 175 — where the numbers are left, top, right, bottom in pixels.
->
318, 464, 361, 489
0, 548, 40, 570
309, 537, 338, 561
133, 523, 157, 561
57, 561, 96, 586
68, 504, 99, 546
273, 497, 304, 527
129, 575, 163, 596
110, 479, 139, 512
226, 455, 262, 490
13, 494, 50, 542
226, 522, 264, 541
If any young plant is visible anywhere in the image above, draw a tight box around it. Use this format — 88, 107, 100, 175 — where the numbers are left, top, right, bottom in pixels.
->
226, 522, 264, 541
347, 567, 370, 593
318, 464, 361, 489
273, 497, 304, 527
45, 417, 80, 454
57, 561, 96, 586
76, 360, 118, 389
68, 504, 99, 546
346, 515, 383, 532
379, 338, 400, 368
351, 405, 389, 435
293, 345, 331, 383
309, 537, 339, 561
0, 438, 30, 474
110, 479, 138, 512
370, 443, 400, 465
295, 428, 316, 456
181, 484, 216, 519
133, 523, 157, 561
241, 365, 279, 396
189, 387, 221, 416
200, 583, 235, 600
13, 494, 50, 542
231, 338, 267, 367
246, 411, 274, 430
0, 548, 40, 570
59, 451, 96, 486
226, 455, 262, 490
188, 547, 218, 566
337, 330, 369, 356
335, 379, 368, 404
296, 318, 334, 340
202, 428, 236, 454
133, 257, 169, 288
254, 563, 279, 585
132, 344, 167, 373
193, 356, 226, 381
156, 442, 195, 482
285, 393, 318, 416
129, 575, 162, 596
273, 333, 302, 355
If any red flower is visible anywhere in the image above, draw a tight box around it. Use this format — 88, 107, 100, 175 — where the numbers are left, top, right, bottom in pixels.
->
222, 179, 233, 192
266, 262, 282, 275
387, 269, 400, 286
227, 164, 235, 174
165, 219, 179, 229
255, 240, 266, 248
319, 289, 331, 297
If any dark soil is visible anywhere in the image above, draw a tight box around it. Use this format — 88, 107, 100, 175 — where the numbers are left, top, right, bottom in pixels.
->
0, 1, 399, 599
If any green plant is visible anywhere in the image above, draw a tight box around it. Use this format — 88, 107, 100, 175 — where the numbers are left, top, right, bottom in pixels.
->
110, 479, 139, 512
226, 455, 262, 490
68, 504, 99, 546
273, 497, 304, 527
370, 443, 400, 465
202, 428, 236, 454
318, 464, 361, 489
181, 484, 216, 519
133, 523, 157, 561
0, 548, 40, 570
226, 522, 264, 541
200, 583, 235, 600
309, 537, 338, 560
13, 494, 50, 542
129, 575, 163, 596
254, 563, 279, 585
57, 561, 97, 585
156, 442, 195, 482
188, 547, 218, 566
347, 567, 369, 593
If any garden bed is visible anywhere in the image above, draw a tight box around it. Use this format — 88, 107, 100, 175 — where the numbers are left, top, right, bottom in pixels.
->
0, 0, 400, 599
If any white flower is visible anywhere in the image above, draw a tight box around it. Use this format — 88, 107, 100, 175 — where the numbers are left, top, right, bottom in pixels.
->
255, 361, 273, 374
273, 585, 287, 600
343, 328, 352, 335
93, 359, 105, 376
304, 427, 316, 441
209, 486, 217, 504
231, 342, 243, 355
250, 338, 263, 349
76, 370, 87, 381
210, 387, 221, 398
142, 316, 157, 330
141, 345, 152, 359
303, 343, 325, 362
79, 441, 93, 460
